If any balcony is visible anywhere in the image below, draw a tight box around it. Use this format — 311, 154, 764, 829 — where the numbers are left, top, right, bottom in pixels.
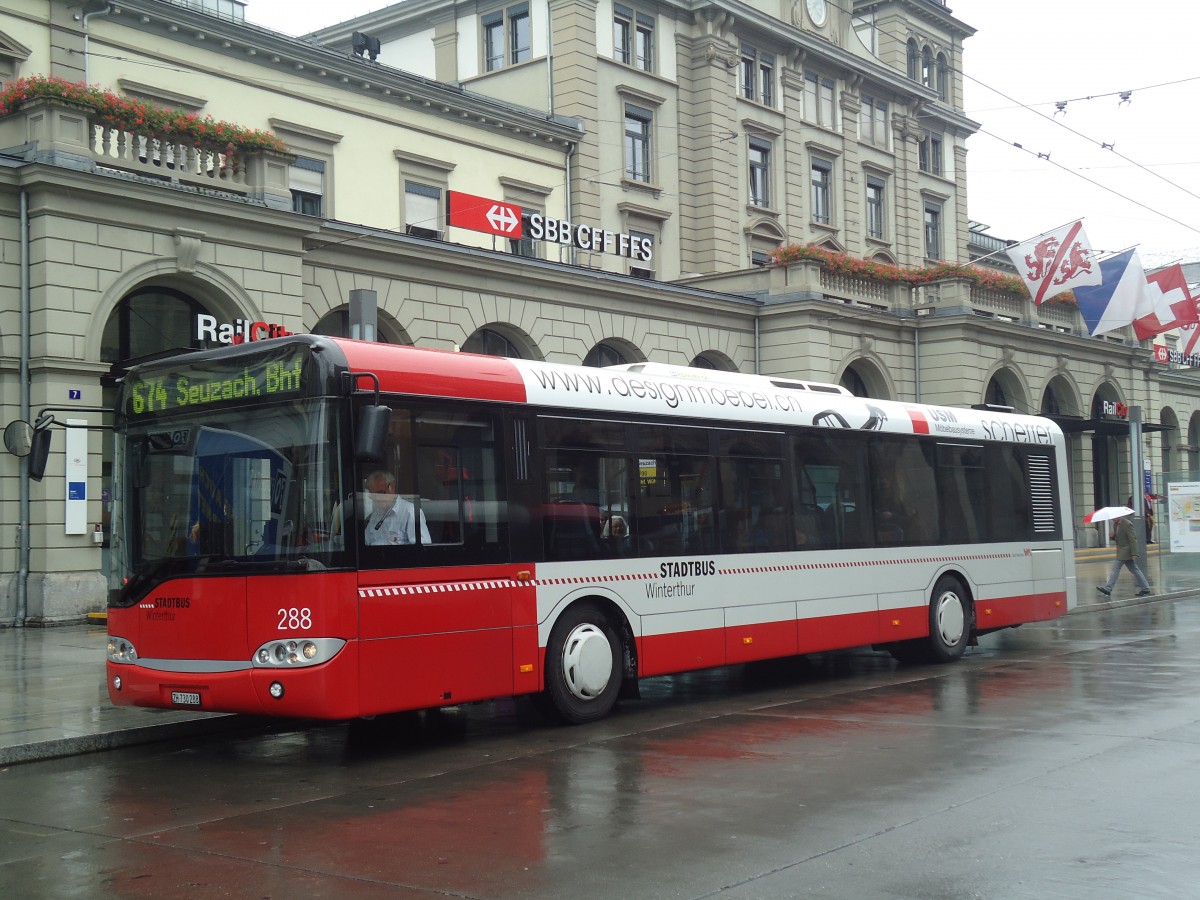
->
0, 96, 293, 209
764, 258, 1138, 341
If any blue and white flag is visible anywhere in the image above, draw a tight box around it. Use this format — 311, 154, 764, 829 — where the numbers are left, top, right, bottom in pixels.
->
1073, 249, 1153, 336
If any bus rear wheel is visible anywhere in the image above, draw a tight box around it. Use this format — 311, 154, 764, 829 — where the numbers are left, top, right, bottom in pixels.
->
540, 602, 622, 724
889, 576, 972, 665
927, 575, 971, 663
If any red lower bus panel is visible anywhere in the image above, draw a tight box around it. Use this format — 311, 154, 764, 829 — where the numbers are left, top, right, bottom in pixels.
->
357, 629, 515, 717
725, 619, 799, 665
638, 626, 726, 677
977, 591, 1067, 630
797, 609, 880, 655
875, 604, 929, 643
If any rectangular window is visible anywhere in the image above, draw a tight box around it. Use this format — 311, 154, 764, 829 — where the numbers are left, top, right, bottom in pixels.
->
358, 409, 507, 566
866, 176, 885, 239
740, 46, 774, 106
624, 104, 652, 183
741, 46, 756, 101
792, 432, 870, 550
483, 4, 530, 71
934, 443, 986, 544
869, 437, 939, 545
405, 181, 442, 239
749, 139, 771, 207
804, 72, 836, 128
860, 95, 888, 147
509, 212, 537, 258
919, 129, 943, 175
924, 201, 942, 260
811, 160, 832, 225
289, 156, 324, 216
509, 4, 531, 64
628, 228, 655, 279
542, 448, 635, 560
483, 12, 504, 71
614, 4, 654, 71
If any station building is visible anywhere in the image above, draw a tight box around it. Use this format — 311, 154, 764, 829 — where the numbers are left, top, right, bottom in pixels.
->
1, 0, 1196, 622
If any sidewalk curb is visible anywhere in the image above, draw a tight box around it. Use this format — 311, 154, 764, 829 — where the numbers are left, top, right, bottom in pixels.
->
0, 714, 266, 767
1066, 587, 1200, 616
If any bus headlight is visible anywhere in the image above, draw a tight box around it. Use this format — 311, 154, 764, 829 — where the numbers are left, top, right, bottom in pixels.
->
252, 637, 345, 668
106, 636, 138, 664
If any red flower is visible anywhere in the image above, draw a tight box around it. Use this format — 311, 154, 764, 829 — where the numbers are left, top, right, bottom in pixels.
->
0, 75, 290, 155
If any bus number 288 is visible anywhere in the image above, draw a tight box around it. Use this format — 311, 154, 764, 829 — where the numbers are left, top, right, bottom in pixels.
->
278, 608, 313, 630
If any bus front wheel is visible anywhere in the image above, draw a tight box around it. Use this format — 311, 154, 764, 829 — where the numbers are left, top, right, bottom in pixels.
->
540, 602, 622, 724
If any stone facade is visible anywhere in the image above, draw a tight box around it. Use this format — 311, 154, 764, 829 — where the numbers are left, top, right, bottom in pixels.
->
1, 0, 1198, 623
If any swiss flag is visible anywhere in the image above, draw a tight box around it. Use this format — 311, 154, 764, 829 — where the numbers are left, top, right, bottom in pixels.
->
1133, 264, 1200, 340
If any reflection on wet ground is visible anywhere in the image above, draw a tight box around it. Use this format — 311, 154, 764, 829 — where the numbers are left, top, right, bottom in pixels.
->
5, 598, 1200, 897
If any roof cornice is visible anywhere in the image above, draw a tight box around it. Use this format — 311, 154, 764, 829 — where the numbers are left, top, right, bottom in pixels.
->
105, 0, 584, 146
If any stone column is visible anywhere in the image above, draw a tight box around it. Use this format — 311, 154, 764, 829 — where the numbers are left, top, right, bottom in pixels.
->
676, 13, 741, 274
548, 0, 602, 229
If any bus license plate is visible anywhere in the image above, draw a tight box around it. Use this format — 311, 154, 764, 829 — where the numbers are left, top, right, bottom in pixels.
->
171, 691, 201, 706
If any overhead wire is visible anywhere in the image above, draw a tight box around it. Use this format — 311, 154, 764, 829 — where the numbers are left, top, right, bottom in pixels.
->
976, 128, 1200, 240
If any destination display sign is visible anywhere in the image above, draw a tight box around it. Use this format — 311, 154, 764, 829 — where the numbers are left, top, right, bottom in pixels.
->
124, 347, 308, 418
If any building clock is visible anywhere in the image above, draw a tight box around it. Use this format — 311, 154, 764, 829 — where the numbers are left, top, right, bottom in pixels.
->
806, 0, 827, 27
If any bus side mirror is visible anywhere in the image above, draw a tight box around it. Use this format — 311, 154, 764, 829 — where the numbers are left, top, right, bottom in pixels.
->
3, 420, 34, 457
5, 419, 51, 481
355, 405, 392, 464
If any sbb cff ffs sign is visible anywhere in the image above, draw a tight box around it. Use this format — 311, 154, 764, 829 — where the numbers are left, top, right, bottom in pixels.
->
448, 191, 522, 238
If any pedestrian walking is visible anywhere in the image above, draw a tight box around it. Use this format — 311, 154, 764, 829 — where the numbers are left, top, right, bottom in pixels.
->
1097, 512, 1151, 598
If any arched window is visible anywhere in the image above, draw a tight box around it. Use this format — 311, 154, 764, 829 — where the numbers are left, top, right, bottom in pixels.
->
922, 46, 933, 88
936, 53, 949, 100
1041, 385, 1061, 416
311, 309, 393, 343
583, 342, 627, 368
841, 366, 870, 398
986, 378, 1008, 408
462, 328, 523, 359
907, 39, 920, 81
100, 287, 207, 367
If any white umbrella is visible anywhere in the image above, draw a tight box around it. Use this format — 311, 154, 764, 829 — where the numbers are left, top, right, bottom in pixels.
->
1083, 506, 1134, 524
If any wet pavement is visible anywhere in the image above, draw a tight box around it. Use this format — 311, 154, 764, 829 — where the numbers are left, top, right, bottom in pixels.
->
1, 546, 1197, 766
2, 570, 1199, 898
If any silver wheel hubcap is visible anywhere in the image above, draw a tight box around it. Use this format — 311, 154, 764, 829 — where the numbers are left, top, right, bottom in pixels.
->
935, 591, 965, 646
560, 623, 613, 701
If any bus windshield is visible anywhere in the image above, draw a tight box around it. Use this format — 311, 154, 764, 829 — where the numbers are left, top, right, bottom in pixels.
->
109, 398, 346, 605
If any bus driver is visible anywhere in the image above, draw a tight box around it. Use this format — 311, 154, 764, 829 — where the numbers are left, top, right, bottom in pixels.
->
364, 469, 431, 545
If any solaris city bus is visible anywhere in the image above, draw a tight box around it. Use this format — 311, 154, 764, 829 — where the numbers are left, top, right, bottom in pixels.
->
105, 335, 1076, 724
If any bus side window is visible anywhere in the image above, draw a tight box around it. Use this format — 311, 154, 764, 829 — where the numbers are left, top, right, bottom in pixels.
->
793, 433, 869, 549
718, 456, 787, 553
414, 413, 506, 555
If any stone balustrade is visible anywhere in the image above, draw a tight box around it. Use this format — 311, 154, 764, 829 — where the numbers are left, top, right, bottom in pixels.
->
763, 263, 1149, 343
0, 97, 294, 209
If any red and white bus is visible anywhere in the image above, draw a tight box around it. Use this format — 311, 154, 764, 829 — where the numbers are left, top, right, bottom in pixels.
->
106, 335, 1076, 724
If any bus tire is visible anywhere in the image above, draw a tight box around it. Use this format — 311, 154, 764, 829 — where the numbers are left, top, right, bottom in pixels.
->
927, 575, 971, 664
541, 602, 622, 724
